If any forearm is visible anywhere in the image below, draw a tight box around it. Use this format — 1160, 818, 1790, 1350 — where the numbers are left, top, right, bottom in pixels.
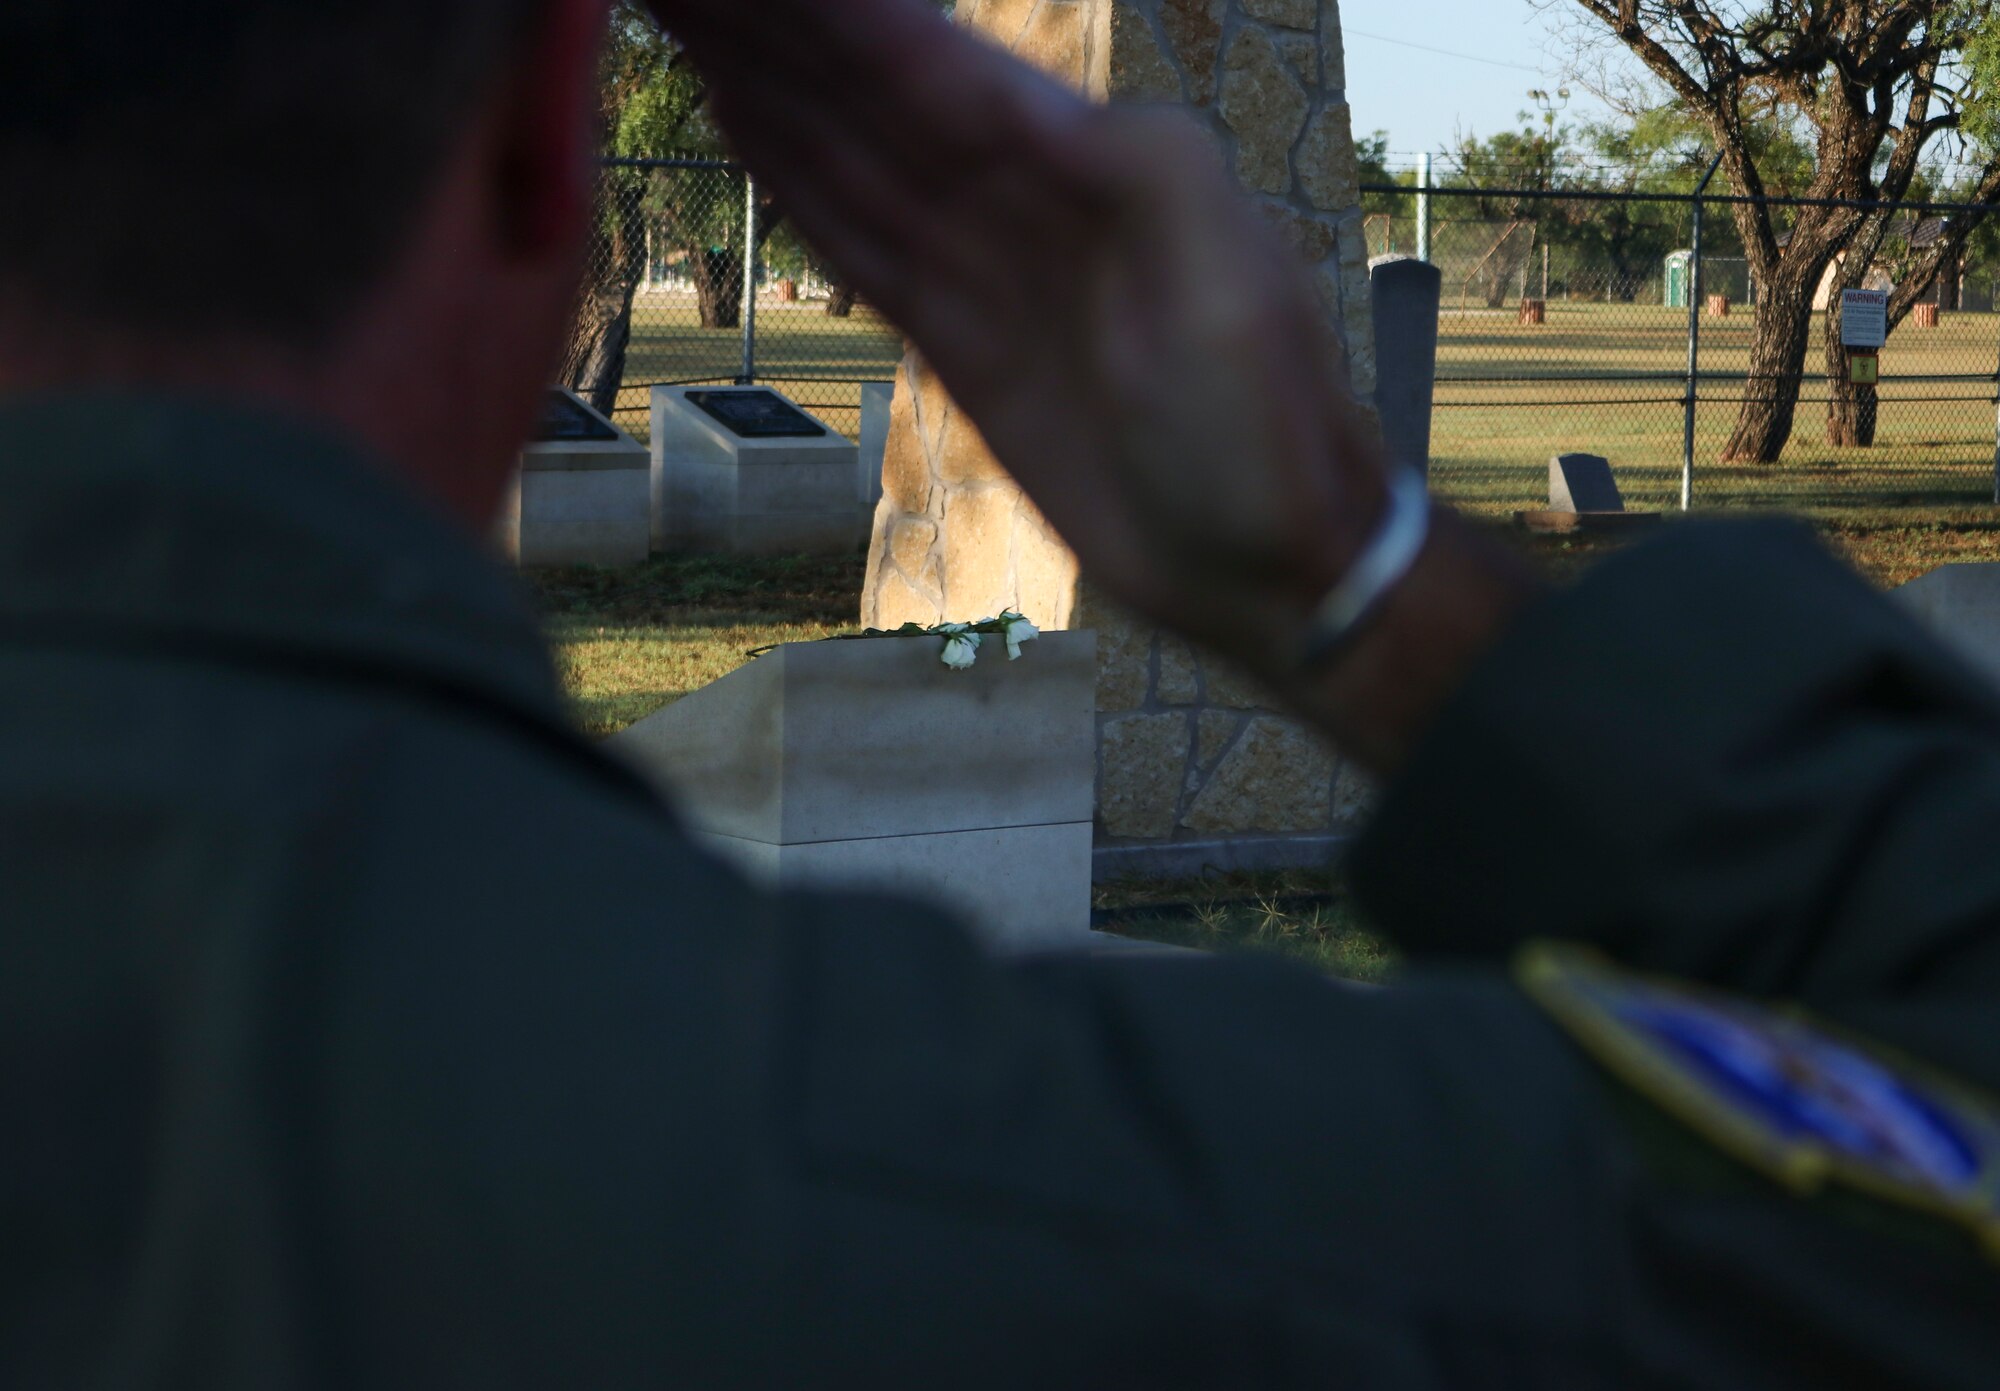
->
1345, 519, 2000, 1011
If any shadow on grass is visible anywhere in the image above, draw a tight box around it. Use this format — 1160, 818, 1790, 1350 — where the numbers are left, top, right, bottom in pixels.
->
525, 550, 869, 628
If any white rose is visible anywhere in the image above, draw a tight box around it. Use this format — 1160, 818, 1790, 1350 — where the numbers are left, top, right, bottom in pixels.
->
1002, 614, 1040, 660
940, 633, 982, 669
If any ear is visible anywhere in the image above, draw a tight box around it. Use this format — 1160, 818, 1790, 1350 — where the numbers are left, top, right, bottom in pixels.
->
491, 0, 608, 259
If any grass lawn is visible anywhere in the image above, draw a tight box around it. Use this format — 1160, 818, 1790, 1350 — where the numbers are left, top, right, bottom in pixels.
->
531, 550, 868, 739
597, 294, 906, 441
1430, 301, 2000, 531
582, 292, 2000, 585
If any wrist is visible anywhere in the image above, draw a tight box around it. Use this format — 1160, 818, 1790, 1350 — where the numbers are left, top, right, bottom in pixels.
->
1276, 510, 1543, 776
1294, 468, 1432, 671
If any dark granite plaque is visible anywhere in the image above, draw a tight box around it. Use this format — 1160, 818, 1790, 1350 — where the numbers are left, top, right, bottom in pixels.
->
1549, 453, 1625, 513
687, 389, 828, 439
534, 390, 619, 443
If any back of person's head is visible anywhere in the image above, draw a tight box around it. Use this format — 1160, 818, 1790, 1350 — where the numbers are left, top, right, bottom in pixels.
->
0, 0, 545, 351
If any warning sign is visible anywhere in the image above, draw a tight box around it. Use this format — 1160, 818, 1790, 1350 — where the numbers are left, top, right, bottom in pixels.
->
1841, 289, 1889, 350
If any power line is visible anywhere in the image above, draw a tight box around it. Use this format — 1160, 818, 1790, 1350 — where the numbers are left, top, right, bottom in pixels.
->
1343, 26, 1548, 74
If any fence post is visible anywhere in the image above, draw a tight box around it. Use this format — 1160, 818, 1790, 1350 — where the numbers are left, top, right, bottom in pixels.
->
1683, 152, 1724, 512
740, 172, 758, 385
1417, 153, 1432, 263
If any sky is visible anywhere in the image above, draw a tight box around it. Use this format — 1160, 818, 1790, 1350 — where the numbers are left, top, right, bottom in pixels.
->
1338, 0, 1622, 169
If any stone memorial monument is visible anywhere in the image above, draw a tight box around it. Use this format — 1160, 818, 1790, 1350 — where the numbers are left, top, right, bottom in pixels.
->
651, 385, 867, 555
495, 388, 652, 568
608, 632, 1100, 951
859, 0, 1382, 878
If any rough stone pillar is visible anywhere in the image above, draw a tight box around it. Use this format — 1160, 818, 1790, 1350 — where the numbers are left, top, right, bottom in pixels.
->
861, 0, 1379, 870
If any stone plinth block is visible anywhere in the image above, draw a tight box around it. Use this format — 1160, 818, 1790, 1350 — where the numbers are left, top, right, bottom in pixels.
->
1549, 453, 1625, 513
609, 632, 1099, 949
1897, 564, 2000, 691
496, 389, 650, 568
651, 386, 866, 556
693, 823, 1094, 954
857, 381, 895, 509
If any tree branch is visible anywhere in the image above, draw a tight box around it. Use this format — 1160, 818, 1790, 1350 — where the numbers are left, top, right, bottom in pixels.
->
1569, 0, 1719, 110
1887, 159, 2000, 329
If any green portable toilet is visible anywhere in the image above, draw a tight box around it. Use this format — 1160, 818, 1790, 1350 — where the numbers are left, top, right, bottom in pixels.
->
1664, 250, 1693, 308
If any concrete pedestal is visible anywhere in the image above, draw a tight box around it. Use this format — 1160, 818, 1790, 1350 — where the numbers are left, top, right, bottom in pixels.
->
609, 631, 1099, 952
651, 386, 866, 555
497, 390, 651, 568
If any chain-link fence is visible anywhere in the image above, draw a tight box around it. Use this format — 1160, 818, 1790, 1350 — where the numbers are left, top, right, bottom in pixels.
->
1364, 182, 2000, 518
566, 161, 2000, 516
563, 158, 904, 440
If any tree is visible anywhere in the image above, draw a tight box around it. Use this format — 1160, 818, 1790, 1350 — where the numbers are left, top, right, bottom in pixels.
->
1552, 0, 2000, 462
563, 4, 787, 412
1566, 114, 1705, 300
1358, 131, 1415, 219
1442, 121, 1573, 305
560, 5, 707, 414
1821, 12, 2000, 445
1566, 103, 1814, 301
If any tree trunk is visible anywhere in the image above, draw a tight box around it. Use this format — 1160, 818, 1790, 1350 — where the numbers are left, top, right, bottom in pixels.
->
1824, 248, 1882, 449
825, 280, 858, 318
691, 247, 745, 330
1481, 253, 1517, 309
1716, 187, 1862, 467
1825, 373, 1878, 448
1721, 267, 1821, 463
560, 188, 647, 419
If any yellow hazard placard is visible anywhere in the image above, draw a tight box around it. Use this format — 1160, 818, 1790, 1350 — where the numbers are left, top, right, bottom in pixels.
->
1850, 354, 1880, 386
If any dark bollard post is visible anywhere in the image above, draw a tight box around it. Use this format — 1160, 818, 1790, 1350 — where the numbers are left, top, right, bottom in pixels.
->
1370, 255, 1443, 484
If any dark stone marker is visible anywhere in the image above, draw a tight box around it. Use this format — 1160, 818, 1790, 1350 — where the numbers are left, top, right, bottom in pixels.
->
534, 389, 619, 443
1370, 257, 1442, 482
687, 389, 828, 440
1549, 453, 1625, 513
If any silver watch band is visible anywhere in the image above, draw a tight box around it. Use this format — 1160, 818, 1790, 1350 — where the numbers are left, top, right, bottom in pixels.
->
1298, 468, 1431, 668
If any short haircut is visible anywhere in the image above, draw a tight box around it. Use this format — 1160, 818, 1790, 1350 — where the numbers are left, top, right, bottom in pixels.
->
0, 1, 545, 348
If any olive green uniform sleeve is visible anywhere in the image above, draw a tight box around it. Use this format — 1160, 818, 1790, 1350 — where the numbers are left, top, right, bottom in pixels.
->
1350, 521, 2000, 1060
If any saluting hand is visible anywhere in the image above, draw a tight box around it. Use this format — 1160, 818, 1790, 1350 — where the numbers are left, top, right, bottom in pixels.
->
643, 0, 1388, 681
